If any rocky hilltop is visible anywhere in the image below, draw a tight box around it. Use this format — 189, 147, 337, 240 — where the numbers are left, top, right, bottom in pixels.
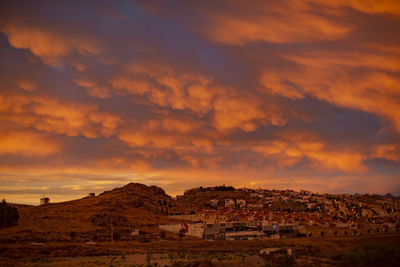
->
179, 185, 256, 208
97, 183, 171, 213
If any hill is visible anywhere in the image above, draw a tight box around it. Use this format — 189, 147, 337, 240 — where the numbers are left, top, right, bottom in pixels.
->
0, 183, 181, 243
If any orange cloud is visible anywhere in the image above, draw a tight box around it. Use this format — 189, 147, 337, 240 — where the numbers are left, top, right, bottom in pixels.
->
1, 24, 103, 65
0, 93, 120, 138
374, 144, 400, 162
0, 131, 60, 156
200, 1, 352, 45
260, 48, 400, 132
111, 62, 288, 132
110, 63, 216, 115
311, 0, 400, 15
85, 86, 112, 99
213, 94, 286, 131
15, 80, 37, 91
75, 79, 111, 99
253, 139, 367, 172
92, 157, 151, 172
119, 117, 212, 150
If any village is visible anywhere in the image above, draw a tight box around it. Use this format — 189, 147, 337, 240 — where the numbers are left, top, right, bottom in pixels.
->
160, 187, 400, 241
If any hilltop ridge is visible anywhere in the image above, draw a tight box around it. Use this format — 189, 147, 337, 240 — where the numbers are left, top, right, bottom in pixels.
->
0, 183, 178, 243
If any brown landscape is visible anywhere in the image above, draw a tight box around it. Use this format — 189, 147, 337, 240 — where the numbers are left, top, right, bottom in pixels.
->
1, 183, 400, 266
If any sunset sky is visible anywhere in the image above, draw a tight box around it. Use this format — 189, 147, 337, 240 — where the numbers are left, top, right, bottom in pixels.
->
1, 0, 400, 204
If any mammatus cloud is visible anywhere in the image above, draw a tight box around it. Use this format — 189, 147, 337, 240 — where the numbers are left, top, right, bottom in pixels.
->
0, 0, 399, 203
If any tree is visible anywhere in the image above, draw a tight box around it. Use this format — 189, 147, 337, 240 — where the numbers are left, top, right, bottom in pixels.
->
0, 200, 19, 228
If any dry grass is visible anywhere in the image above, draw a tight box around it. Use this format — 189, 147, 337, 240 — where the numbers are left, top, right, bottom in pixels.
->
1, 236, 399, 266
0, 183, 182, 243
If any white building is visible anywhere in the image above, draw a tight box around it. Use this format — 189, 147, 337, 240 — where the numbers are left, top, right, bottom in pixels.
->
186, 222, 204, 238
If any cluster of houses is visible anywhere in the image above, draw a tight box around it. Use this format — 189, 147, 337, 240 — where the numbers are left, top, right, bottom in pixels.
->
160, 188, 399, 240
159, 221, 302, 240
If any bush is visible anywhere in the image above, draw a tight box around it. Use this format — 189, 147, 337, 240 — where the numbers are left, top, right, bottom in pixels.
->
0, 200, 19, 228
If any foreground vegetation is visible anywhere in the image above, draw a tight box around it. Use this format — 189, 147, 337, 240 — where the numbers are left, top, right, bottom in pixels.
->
1, 235, 399, 266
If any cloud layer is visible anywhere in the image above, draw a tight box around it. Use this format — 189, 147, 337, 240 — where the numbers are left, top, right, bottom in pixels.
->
0, 0, 399, 203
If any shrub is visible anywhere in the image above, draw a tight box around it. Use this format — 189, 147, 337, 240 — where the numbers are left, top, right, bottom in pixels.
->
0, 200, 19, 228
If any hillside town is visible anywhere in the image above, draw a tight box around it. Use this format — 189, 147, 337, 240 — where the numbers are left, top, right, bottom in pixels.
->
160, 186, 400, 240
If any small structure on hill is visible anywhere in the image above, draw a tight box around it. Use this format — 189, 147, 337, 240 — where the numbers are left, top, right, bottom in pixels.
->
88, 192, 95, 197
40, 195, 50, 205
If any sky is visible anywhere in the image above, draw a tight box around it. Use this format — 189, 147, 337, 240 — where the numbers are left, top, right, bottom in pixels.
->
0, 0, 400, 204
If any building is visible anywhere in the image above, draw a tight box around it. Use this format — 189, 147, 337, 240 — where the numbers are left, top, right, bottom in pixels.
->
204, 222, 224, 240
204, 221, 266, 240
159, 222, 204, 238
40, 196, 50, 205
88, 193, 95, 197
161, 219, 301, 241
185, 222, 204, 238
